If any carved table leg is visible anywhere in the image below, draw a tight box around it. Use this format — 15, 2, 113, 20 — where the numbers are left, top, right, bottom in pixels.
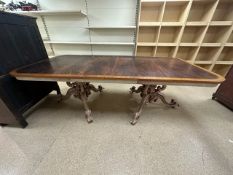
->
130, 84, 178, 125
63, 82, 103, 123
130, 85, 149, 125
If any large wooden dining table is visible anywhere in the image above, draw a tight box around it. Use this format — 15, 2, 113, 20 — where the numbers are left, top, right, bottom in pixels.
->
10, 55, 224, 125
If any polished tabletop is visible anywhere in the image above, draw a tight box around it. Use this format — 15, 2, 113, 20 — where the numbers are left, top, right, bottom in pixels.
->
10, 55, 224, 85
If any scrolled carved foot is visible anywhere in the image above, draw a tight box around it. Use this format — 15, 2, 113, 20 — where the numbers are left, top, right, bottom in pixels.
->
130, 112, 140, 125
57, 94, 63, 103
130, 86, 136, 94
170, 99, 179, 108
85, 110, 93, 123
98, 85, 103, 92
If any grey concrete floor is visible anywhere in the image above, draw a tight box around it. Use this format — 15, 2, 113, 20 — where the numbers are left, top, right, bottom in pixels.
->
0, 83, 233, 175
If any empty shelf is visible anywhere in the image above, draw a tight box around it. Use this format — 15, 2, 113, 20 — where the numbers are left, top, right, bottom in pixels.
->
140, 1, 164, 22
187, 1, 215, 22
162, 1, 189, 22
217, 47, 233, 61
181, 26, 206, 43
212, 64, 231, 76
196, 47, 220, 61
176, 46, 198, 61
137, 46, 155, 56
156, 46, 175, 57
138, 27, 159, 43
203, 26, 231, 43
158, 26, 182, 43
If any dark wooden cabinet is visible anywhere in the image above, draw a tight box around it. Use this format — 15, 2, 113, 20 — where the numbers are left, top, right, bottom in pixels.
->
0, 12, 60, 128
213, 65, 233, 110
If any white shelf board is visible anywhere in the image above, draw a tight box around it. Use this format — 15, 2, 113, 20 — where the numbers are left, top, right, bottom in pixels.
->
10, 10, 86, 16
157, 43, 177, 46
186, 22, 208, 26
210, 21, 233, 26
216, 61, 233, 65
225, 43, 233, 47
141, 0, 189, 2
139, 22, 160, 27
44, 41, 134, 46
137, 42, 156, 46
161, 22, 183, 26
194, 61, 212, 64
87, 26, 136, 29
202, 43, 222, 47
180, 43, 199, 46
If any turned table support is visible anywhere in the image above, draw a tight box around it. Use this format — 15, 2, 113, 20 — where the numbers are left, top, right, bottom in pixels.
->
130, 84, 179, 125
62, 82, 103, 123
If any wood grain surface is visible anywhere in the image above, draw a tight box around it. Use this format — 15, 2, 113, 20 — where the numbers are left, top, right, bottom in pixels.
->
10, 55, 224, 85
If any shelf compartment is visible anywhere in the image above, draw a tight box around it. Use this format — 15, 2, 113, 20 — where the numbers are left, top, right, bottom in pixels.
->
158, 26, 181, 43
137, 46, 155, 56
162, 1, 188, 22
138, 27, 159, 43
195, 64, 211, 71
212, 64, 231, 76
176, 46, 198, 61
196, 47, 220, 61
202, 26, 231, 43
156, 46, 175, 57
187, 1, 216, 22
217, 47, 233, 61
140, 1, 164, 22
181, 26, 206, 43
212, 1, 233, 21
227, 32, 233, 43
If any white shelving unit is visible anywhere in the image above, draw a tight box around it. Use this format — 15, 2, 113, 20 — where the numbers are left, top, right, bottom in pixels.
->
136, 0, 233, 76
8, 0, 138, 57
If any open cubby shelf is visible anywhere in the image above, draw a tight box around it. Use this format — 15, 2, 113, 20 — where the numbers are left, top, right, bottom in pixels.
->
176, 46, 198, 61
181, 26, 206, 43
196, 64, 212, 70
196, 47, 220, 61
212, 0, 233, 21
138, 27, 159, 43
136, 0, 233, 75
217, 46, 233, 61
137, 46, 155, 57
156, 46, 175, 57
158, 26, 181, 43
227, 32, 233, 43
187, 0, 215, 22
140, 2, 164, 22
202, 26, 231, 43
162, 1, 188, 22
212, 64, 231, 76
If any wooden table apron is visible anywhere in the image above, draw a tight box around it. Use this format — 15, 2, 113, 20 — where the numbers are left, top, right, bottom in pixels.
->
10, 55, 224, 125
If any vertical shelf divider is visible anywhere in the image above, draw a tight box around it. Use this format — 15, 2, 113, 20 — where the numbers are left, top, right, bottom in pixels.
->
153, 1, 166, 57
173, 0, 193, 58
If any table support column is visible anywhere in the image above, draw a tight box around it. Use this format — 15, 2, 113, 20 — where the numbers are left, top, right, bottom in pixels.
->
130, 84, 178, 125
62, 82, 103, 123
